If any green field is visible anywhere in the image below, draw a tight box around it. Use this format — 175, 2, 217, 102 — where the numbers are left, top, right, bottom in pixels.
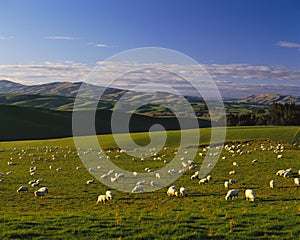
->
0, 126, 299, 239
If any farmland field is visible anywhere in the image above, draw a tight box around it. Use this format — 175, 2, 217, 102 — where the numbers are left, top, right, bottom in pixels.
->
0, 126, 299, 239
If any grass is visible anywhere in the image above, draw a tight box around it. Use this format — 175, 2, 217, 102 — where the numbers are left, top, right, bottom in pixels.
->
0, 126, 299, 239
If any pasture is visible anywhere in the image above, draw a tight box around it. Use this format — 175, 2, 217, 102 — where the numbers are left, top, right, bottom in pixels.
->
0, 126, 299, 239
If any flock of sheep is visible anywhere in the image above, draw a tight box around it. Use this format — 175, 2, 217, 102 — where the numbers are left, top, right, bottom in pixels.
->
1, 141, 299, 205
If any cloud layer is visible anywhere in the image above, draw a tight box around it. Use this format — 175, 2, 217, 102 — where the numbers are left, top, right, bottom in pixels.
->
45, 36, 79, 40
0, 61, 299, 98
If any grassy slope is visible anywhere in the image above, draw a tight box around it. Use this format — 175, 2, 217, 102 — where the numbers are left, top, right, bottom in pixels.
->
0, 127, 299, 239
0, 104, 211, 141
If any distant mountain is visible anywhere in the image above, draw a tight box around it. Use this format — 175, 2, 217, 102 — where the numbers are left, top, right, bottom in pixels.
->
0, 80, 205, 116
0, 80, 24, 92
235, 94, 300, 105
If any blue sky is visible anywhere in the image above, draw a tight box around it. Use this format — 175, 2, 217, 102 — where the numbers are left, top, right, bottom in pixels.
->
1, 0, 300, 97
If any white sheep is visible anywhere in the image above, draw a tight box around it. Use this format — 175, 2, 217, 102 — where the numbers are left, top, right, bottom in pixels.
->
199, 178, 208, 185
34, 190, 46, 198
191, 171, 199, 180
31, 182, 39, 187
229, 170, 235, 175
276, 169, 284, 176
245, 189, 256, 202
229, 179, 238, 184
151, 181, 161, 187
155, 173, 161, 179
294, 178, 300, 186
17, 185, 29, 193
96, 194, 109, 204
277, 154, 283, 159
298, 170, 300, 176
252, 159, 258, 163
270, 180, 275, 189
225, 189, 239, 200
206, 175, 212, 181
224, 181, 230, 188
37, 187, 48, 193
105, 190, 114, 200
283, 171, 290, 178
232, 162, 238, 167
179, 187, 188, 197
132, 185, 144, 193
167, 186, 178, 197
86, 180, 94, 184
136, 180, 146, 186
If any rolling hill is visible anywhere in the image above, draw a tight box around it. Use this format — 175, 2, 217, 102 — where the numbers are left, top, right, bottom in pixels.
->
233, 93, 300, 105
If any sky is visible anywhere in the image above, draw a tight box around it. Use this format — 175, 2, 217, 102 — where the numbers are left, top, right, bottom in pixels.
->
0, 0, 300, 98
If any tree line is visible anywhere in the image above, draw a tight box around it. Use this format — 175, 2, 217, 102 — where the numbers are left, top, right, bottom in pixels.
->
226, 102, 300, 126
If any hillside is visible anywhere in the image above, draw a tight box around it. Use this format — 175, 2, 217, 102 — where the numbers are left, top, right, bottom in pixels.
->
234, 93, 300, 105
0, 104, 211, 141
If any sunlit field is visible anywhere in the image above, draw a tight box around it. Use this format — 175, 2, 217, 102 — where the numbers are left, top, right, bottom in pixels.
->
0, 126, 299, 239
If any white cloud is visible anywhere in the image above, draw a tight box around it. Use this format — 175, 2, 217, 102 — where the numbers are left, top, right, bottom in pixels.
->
0, 36, 14, 40
88, 42, 110, 48
204, 63, 300, 81
276, 41, 300, 49
0, 62, 91, 84
45, 36, 79, 40
1, 61, 300, 97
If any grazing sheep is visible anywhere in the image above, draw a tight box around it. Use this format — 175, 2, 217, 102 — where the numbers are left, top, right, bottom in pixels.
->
96, 194, 109, 204
252, 159, 258, 163
167, 186, 178, 197
110, 177, 118, 183
224, 181, 230, 189
34, 190, 46, 198
151, 181, 161, 187
136, 180, 146, 186
100, 174, 109, 179
37, 187, 48, 193
86, 180, 94, 184
207, 163, 213, 168
179, 187, 188, 197
199, 178, 208, 185
276, 169, 285, 176
229, 170, 235, 175
28, 180, 36, 185
277, 154, 283, 159
191, 171, 199, 180
294, 178, 300, 186
132, 185, 144, 193
225, 189, 239, 200
17, 185, 29, 193
245, 189, 256, 202
168, 169, 176, 175
270, 180, 275, 189
232, 162, 238, 167
31, 182, 39, 187
132, 171, 138, 177
155, 173, 161, 179
105, 190, 114, 200
283, 171, 290, 178
206, 175, 212, 181
229, 179, 238, 184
